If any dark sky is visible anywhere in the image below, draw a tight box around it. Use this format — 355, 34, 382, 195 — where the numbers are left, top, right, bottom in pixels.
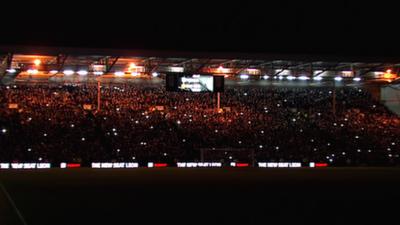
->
1, 1, 399, 57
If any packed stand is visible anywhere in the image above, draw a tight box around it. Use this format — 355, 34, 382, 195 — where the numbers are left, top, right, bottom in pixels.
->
0, 83, 399, 166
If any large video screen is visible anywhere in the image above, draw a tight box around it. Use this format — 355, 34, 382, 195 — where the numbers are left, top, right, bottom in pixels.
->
178, 75, 214, 92
166, 73, 224, 92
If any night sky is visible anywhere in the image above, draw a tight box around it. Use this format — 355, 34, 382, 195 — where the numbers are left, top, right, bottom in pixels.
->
1, 2, 398, 57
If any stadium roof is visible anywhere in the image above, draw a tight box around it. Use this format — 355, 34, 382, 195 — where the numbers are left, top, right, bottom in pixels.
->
1, 45, 400, 63
1, 48, 399, 81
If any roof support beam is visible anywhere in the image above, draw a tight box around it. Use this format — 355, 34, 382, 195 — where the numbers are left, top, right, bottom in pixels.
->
235, 61, 253, 75
176, 58, 193, 66
56, 54, 68, 71
357, 63, 384, 77
105, 57, 120, 74
273, 64, 291, 76
195, 59, 211, 73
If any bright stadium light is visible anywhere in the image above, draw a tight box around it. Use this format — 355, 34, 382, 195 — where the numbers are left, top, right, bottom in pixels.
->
216, 66, 231, 74
286, 75, 296, 80
240, 74, 249, 79
114, 71, 125, 77
313, 76, 323, 81
63, 70, 74, 76
6, 68, 16, 73
77, 70, 88, 76
152, 72, 159, 77
129, 63, 137, 68
334, 76, 343, 81
27, 69, 38, 75
246, 68, 260, 75
34, 59, 41, 66
169, 67, 184, 73
298, 76, 310, 80
94, 71, 104, 75
353, 77, 361, 82
383, 69, 394, 79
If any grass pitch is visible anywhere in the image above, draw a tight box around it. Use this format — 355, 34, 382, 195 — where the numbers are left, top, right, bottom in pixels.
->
1, 168, 400, 225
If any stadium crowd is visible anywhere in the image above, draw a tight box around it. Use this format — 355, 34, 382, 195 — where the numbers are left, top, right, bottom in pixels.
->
0, 82, 399, 166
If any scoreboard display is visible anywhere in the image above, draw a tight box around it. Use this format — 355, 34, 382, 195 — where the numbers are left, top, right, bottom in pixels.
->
166, 73, 224, 92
